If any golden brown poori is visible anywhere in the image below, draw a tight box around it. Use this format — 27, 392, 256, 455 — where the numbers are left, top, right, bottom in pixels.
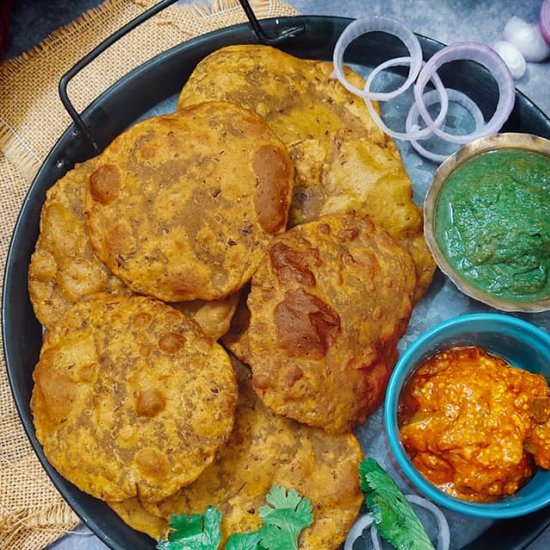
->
171, 292, 240, 340
28, 158, 129, 329
27, 41, 441, 545
177, 44, 435, 301
108, 498, 166, 541
85, 101, 294, 302
246, 213, 416, 434
110, 361, 363, 549
31, 294, 238, 503
28, 157, 240, 340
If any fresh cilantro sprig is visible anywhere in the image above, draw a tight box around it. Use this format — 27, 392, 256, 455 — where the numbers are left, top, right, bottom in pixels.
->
258, 486, 314, 550
359, 458, 435, 550
157, 506, 222, 550
225, 532, 261, 550
156, 486, 313, 550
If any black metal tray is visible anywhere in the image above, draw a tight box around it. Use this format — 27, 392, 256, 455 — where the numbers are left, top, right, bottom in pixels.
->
3, 9, 550, 550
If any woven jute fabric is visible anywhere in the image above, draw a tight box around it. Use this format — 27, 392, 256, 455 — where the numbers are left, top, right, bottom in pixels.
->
0, 1, 297, 548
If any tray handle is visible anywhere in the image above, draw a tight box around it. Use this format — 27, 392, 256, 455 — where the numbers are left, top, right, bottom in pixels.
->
59, 0, 305, 154
238, 0, 305, 44
59, 0, 179, 154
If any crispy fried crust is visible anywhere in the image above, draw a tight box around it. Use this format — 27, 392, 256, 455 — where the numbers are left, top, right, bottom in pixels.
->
28, 159, 129, 329
112, 362, 363, 549
170, 292, 239, 340
85, 102, 294, 302
178, 45, 435, 301
108, 498, 167, 541
31, 295, 238, 503
27, 157, 238, 338
247, 214, 416, 434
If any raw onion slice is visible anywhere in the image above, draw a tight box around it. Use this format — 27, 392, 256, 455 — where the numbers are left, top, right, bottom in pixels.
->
413, 43, 515, 145
332, 16, 423, 101
362, 57, 449, 141
406, 88, 485, 162
343, 513, 374, 550
370, 495, 451, 550
540, 0, 550, 47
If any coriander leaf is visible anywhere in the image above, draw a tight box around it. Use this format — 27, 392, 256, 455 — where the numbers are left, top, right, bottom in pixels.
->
262, 486, 302, 510
359, 459, 435, 550
258, 486, 314, 550
225, 532, 262, 550
156, 505, 222, 550
167, 513, 203, 541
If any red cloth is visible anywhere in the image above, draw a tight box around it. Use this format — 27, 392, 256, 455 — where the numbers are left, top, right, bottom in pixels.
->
0, 0, 13, 55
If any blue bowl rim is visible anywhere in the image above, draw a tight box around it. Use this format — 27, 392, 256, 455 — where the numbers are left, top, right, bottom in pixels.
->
384, 312, 550, 519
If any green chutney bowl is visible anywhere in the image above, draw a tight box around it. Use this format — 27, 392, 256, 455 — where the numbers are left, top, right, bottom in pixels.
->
424, 132, 550, 313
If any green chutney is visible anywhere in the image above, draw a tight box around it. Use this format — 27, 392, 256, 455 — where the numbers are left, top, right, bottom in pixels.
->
435, 149, 550, 302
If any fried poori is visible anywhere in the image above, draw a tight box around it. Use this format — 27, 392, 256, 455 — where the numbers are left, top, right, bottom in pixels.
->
85, 102, 294, 302
247, 214, 416, 434
177, 45, 435, 301
110, 361, 363, 549
28, 157, 240, 339
31, 294, 238, 503
28, 159, 129, 329
109, 498, 167, 541
171, 292, 239, 340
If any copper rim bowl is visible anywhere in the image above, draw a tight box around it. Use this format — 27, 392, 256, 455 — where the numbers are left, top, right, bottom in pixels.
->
423, 132, 550, 313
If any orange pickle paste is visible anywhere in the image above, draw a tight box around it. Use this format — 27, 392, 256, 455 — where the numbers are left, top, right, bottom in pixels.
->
398, 346, 550, 502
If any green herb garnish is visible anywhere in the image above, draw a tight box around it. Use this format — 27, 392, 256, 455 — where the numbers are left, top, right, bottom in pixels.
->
359, 458, 435, 550
225, 532, 262, 550
258, 486, 314, 550
156, 486, 313, 550
157, 505, 222, 550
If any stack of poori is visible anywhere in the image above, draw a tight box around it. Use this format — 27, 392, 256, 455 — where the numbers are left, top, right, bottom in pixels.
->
28, 45, 435, 548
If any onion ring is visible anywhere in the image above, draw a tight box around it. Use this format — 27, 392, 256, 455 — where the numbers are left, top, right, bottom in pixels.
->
370, 494, 451, 550
406, 88, 485, 162
332, 16, 423, 101
363, 57, 449, 141
541, 0, 550, 47
343, 513, 374, 550
332, 17, 516, 162
413, 42, 515, 144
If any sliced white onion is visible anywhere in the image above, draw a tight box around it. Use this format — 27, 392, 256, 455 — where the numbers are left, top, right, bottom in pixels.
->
332, 18, 517, 162
371, 524, 383, 550
344, 513, 374, 550
407, 495, 451, 550
362, 57, 449, 141
502, 16, 550, 62
370, 494, 451, 550
332, 16, 423, 101
541, 0, 550, 47
492, 40, 527, 80
413, 42, 515, 144
406, 88, 485, 162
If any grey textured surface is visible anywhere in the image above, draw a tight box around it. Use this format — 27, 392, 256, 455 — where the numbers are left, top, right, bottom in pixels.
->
6, 0, 102, 58
3, 1, 550, 549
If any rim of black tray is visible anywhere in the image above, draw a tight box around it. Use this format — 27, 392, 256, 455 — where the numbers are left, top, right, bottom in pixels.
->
3, 15, 550, 550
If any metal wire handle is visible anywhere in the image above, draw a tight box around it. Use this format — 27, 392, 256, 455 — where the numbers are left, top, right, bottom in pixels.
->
58, 0, 305, 153
238, 0, 304, 44
59, 0, 179, 153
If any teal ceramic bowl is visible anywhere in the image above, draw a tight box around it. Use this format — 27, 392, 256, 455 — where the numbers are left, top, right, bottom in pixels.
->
384, 313, 550, 518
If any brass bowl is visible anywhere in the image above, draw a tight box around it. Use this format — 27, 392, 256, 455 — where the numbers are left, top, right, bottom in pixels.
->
424, 133, 550, 313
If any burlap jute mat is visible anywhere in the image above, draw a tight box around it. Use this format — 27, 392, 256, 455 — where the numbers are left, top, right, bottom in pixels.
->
0, 1, 297, 548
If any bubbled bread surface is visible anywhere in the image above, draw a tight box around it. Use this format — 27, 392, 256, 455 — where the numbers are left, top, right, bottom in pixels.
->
247, 214, 416, 434
85, 102, 294, 302
31, 294, 238, 503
